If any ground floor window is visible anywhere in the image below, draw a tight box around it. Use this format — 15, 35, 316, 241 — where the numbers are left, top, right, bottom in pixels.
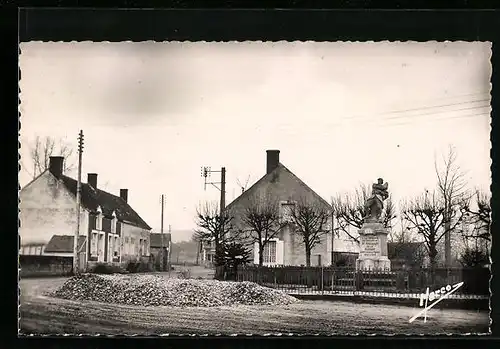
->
90, 232, 98, 256
113, 235, 120, 258
263, 241, 277, 264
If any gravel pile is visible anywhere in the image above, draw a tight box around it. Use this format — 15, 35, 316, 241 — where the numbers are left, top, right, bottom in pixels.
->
51, 274, 298, 307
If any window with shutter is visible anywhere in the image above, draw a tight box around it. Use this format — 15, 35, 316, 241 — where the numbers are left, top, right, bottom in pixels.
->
107, 235, 113, 261
96, 214, 102, 230
89, 215, 97, 230
91, 232, 98, 256
253, 242, 259, 264
114, 236, 119, 257
102, 218, 112, 233
263, 241, 277, 264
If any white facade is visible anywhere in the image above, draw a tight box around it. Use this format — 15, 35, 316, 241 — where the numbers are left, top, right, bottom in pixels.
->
19, 171, 89, 252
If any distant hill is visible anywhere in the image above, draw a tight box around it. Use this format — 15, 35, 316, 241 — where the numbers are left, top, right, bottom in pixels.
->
151, 229, 195, 243
170, 240, 200, 264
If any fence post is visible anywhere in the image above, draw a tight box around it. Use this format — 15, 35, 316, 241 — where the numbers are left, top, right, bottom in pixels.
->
321, 266, 324, 295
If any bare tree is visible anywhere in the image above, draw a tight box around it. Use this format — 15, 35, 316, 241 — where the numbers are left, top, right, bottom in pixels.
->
459, 189, 491, 264
241, 195, 286, 267
193, 201, 235, 266
388, 216, 426, 268
28, 135, 75, 179
435, 145, 468, 267
389, 216, 419, 244
460, 189, 491, 242
401, 190, 463, 268
289, 199, 331, 266
236, 175, 251, 194
331, 183, 397, 244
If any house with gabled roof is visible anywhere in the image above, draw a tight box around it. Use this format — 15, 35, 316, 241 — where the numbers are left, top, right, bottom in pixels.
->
224, 150, 335, 267
19, 156, 152, 270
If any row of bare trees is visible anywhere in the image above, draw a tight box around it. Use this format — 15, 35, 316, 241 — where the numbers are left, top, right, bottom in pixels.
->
332, 146, 490, 268
195, 145, 491, 269
194, 195, 332, 268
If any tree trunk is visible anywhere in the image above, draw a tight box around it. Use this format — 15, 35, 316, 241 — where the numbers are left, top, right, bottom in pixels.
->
195, 241, 200, 265
444, 221, 451, 268
429, 244, 438, 285
257, 243, 264, 284
305, 245, 311, 267
258, 243, 264, 267
429, 245, 438, 268
214, 238, 221, 267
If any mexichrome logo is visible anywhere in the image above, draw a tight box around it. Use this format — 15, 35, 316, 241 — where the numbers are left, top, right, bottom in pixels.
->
409, 281, 464, 323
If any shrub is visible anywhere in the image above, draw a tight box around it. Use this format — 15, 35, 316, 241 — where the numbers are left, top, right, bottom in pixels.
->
177, 268, 191, 279
89, 263, 126, 274
215, 242, 251, 281
126, 261, 154, 273
460, 248, 489, 268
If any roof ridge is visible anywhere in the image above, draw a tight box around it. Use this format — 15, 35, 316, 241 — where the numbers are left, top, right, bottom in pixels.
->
59, 174, 151, 230
277, 163, 331, 208
225, 162, 331, 211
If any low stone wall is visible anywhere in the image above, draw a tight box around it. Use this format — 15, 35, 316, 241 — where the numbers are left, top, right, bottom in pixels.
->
19, 255, 73, 278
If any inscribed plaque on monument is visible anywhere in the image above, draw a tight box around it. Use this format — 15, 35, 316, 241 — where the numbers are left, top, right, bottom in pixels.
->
360, 235, 380, 257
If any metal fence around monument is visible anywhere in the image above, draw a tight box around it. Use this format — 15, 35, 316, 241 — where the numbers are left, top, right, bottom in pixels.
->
217, 266, 490, 297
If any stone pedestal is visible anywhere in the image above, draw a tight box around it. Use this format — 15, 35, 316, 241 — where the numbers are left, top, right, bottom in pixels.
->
356, 220, 391, 271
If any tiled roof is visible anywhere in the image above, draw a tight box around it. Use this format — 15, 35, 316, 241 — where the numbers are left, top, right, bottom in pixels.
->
226, 163, 331, 211
44, 235, 87, 253
59, 175, 151, 230
150, 233, 172, 248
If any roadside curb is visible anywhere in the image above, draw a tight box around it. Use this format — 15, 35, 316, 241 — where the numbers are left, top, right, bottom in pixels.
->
290, 293, 489, 310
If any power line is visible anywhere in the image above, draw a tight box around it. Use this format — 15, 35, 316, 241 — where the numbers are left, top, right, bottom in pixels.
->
344, 104, 490, 127
370, 112, 490, 129
345, 98, 490, 121
379, 104, 491, 122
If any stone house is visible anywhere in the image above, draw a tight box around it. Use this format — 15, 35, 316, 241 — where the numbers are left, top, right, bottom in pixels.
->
19, 156, 152, 270
226, 149, 344, 267
149, 232, 172, 270
200, 238, 215, 266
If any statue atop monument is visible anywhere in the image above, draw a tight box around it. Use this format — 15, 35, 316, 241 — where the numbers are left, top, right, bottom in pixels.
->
364, 178, 389, 222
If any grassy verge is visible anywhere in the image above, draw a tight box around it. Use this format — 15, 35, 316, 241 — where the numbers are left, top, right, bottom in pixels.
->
19, 277, 489, 335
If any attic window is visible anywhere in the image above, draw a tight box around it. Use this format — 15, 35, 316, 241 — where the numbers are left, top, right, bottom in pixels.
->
280, 202, 295, 223
96, 213, 102, 231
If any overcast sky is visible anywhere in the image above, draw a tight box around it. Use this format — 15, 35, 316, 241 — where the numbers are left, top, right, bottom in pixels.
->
19, 41, 492, 242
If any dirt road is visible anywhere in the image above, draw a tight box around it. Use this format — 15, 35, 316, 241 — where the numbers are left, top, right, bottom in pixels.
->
19, 277, 489, 335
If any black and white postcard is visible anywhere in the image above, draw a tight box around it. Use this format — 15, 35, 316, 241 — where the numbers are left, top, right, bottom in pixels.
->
18, 40, 492, 336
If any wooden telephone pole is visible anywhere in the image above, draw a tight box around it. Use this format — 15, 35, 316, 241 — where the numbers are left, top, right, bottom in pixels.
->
201, 166, 226, 213
160, 194, 165, 271
201, 166, 226, 266
73, 130, 84, 275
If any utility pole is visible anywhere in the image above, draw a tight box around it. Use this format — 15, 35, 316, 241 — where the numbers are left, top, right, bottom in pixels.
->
160, 194, 165, 272
220, 167, 226, 214
331, 211, 335, 266
201, 166, 226, 213
167, 224, 172, 271
201, 166, 227, 264
73, 130, 84, 275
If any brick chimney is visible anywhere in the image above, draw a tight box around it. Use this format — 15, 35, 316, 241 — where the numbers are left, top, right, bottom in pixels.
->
87, 173, 98, 189
266, 150, 280, 174
49, 156, 64, 178
120, 189, 128, 203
